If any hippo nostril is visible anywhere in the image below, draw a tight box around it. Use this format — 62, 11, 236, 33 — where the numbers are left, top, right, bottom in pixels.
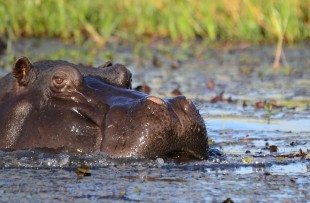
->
183, 103, 191, 112
147, 96, 165, 105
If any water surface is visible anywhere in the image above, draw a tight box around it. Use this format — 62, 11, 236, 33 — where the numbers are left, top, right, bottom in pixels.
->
0, 39, 309, 202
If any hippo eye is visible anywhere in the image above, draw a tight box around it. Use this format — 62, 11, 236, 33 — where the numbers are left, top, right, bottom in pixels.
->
54, 77, 64, 85
53, 77, 64, 85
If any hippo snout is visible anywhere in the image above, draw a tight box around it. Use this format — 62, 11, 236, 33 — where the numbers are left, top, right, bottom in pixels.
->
101, 95, 208, 159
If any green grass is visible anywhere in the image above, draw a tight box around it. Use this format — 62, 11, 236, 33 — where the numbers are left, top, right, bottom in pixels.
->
0, 0, 309, 44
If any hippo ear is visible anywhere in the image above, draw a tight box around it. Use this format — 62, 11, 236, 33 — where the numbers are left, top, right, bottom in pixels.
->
13, 56, 33, 86
98, 60, 113, 68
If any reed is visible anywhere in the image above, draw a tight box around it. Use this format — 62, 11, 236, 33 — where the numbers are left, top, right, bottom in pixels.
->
0, 0, 309, 44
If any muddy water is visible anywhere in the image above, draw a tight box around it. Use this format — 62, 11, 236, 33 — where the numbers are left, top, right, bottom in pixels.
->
0, 39, 309, 202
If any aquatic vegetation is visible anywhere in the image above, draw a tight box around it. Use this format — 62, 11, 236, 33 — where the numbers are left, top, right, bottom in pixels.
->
0, 0, 309, 44
242, 156, 254, 163
264, 102, 273, 124
76, 165, 91, 176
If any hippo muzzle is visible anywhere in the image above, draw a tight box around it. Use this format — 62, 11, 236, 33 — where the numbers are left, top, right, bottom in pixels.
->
102, 94, 208, 159
0, 57, 208, 160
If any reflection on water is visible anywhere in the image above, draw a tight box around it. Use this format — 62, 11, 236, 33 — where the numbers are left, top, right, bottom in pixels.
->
208, 117, 310, 132
230, 162, 309, 175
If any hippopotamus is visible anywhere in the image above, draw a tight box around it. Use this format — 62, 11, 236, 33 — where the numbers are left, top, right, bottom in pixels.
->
0, 56, 208, 159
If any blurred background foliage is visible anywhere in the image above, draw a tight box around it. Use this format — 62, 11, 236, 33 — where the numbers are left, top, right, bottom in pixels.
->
0, 0, 309, 44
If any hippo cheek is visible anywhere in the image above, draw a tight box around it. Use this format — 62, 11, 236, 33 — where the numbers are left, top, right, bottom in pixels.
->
101, 96, 208, 159
60, 103, 108, 153
13, 102, 106, 154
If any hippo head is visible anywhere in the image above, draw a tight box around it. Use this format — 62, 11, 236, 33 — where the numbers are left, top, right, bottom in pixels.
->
0, 56, 208, 159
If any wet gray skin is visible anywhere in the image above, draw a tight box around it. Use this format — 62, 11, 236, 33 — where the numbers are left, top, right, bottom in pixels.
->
0, 57, 208, 159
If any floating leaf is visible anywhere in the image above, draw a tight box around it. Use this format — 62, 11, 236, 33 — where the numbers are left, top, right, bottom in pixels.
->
76, 165, 91, 176
276, 156, 288, 161
303, 152, 310, 160
269, 145, 278, 153
171, 88, 182, 96
242, 156, 254, 164
239, 66, 254, 74
134, 187, 141, 193
208, 139, 216, 145
119, 190, 126, 196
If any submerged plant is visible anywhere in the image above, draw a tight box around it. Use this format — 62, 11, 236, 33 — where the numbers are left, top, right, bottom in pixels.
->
264, 103, 273, 124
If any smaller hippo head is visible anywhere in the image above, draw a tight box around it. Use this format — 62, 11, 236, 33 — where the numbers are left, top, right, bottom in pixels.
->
0, 56, 208, 160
